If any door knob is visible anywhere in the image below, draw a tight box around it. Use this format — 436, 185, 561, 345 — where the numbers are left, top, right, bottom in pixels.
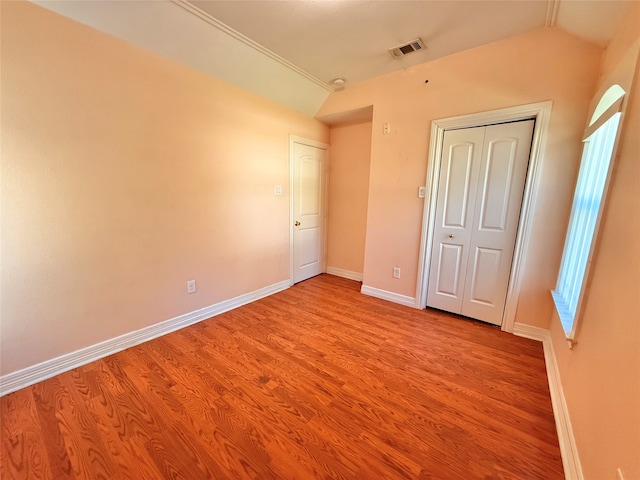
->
294, 221, 301, 227
448, 234, 454, 238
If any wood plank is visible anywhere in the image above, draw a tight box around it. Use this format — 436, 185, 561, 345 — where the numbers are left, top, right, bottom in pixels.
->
0, 388, 54, 480
0, 274, 564, 479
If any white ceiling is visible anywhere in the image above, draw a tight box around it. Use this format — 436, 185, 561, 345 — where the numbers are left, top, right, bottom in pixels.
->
192, 0, 551, 86
191, 0, 635, 86
32, 0, 635, 116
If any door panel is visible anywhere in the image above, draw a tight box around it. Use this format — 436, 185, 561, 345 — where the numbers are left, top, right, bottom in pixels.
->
293, 142, 326, 284
478, 139, 517, 231
427, 120, 534, 326
299, 227, 320, 267
426, 128, 485, 313
467, 246, 502, 305
300, 157, 321, 216
434, 243, 464, 297
443, 143, 475, 228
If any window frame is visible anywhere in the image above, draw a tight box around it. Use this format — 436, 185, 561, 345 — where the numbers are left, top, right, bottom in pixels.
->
552, 85, 626, 347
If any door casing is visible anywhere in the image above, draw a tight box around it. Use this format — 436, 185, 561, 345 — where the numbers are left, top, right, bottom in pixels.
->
416, 102, 552, 333
289, 135, 330, 285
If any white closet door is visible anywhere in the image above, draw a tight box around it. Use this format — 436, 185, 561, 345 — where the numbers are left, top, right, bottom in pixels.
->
427, 120, 534, 326
426, 127, 485, 314
460, 120, 534, 325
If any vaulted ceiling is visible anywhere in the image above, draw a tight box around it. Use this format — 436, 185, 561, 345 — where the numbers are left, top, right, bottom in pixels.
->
33, 0, 635, 116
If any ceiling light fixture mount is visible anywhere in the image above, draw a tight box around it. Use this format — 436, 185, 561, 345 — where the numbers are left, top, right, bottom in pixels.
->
330, 77, 346, 90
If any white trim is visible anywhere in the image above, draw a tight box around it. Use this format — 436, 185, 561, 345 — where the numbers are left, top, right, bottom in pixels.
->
543, 331, 584, 480
512, 325, 584, 480
512, 322, 548, 342
289, 136, 330, 286
172, 0, 332, 92
289, 136, 330, 150
361, 285, 417, 308
546, 0, 560, 27
416, 101, 553, 337
326, 266, 363, 282
0, 280, 290, 397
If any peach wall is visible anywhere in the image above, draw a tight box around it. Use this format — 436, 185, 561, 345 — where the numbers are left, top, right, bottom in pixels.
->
550, 5, 640, 478
318, 28, 602, 328
0, 2, 328, 375
326, 121, 372, 275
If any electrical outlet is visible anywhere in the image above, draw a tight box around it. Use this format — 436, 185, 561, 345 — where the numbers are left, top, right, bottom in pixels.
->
393, 267, 401, 279
274, 185, 282, 196
187, 280, 196, 294
418, 186, 426, 198
383, 123, 391, 134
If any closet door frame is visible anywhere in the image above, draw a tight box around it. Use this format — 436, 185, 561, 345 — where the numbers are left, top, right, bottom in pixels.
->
416, 101, 552, 333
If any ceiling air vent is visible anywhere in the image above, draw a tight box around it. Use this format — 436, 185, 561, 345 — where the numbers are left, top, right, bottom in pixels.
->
388, 38, 426, 59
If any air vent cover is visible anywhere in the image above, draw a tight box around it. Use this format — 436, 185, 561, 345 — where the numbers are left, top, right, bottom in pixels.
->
388, 38, 426, 59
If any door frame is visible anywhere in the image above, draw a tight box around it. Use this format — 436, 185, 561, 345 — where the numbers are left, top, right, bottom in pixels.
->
289, 135, 330, 286
415, 101, 552, 332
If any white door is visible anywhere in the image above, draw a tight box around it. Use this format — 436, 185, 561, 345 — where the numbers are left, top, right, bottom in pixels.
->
292, 140, 327, 283
427, 120, 534, 325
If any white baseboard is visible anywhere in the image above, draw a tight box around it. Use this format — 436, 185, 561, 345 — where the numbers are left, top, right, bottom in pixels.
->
360, 284, 417, 308
0, 280, 290, 397
541, 330, 584, 480
326, 266, 363, 282
512, 322, 548, 341
513, 323, 583, 480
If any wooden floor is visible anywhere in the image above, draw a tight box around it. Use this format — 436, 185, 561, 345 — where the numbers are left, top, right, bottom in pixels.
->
1, 274, 564, 479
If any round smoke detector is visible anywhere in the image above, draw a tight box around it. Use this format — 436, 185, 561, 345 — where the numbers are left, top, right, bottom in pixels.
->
331, 78, 346, 89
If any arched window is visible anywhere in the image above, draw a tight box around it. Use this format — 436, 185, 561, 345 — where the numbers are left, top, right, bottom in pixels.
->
552, 85, 625, 345
588, 84, 625, 127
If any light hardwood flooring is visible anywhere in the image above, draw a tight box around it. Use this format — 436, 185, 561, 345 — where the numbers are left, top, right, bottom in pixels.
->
1, 274, 564, 479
